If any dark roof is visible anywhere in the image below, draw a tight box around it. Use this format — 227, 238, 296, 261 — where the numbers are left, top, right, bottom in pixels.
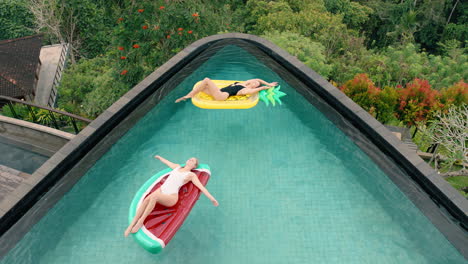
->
0, 35, 43, 98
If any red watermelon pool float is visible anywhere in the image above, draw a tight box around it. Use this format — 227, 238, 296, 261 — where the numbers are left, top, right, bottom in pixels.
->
128, 164, 210, 253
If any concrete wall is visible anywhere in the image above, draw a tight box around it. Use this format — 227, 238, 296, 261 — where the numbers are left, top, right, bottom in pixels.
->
0, 115, 74, 156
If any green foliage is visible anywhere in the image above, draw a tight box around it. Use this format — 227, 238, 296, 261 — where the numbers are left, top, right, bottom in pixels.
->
1, 103, 29, 119
28, 0, 116, 58
61, 0, 113, 58
331, 42, 466, 90
244, 0, 356, 57
82, 71, 128, 117
411, 125, 434, 152
239, 0, 270, 32
360, 0, 460, 52
32, 109, 72, 129
57, 56, 113, 116
323, 0, 373, 30
0, 0, 35, 40
446, 176, 468, 198
413, 0, 450, 51
329, 41, 384, 85
56, 0, 237, 116
37, 0, 467, 122
375, 86, 399, 124
441, 23, 468, 48
361, 0, 414, 48
424, 52, 468, 90
113, 1, 233, 87
262, 31, 332, 78
436, 39, 464, 56
380, 44, 429, 87
1, 103, 71, 129
439, 0, 467, 50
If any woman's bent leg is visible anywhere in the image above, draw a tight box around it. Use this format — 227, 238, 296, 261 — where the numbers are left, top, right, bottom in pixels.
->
129, 190, 178, 234
124, 196, 151, 237
203, 79, 229, 100
131, 196, 158, 233
175, 78, 228, 102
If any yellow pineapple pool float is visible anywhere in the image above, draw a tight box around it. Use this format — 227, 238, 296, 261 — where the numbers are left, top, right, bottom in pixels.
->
191, 80, 259, 109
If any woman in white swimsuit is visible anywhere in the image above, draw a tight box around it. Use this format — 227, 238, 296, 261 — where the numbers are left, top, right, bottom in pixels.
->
124, 155, 219, 237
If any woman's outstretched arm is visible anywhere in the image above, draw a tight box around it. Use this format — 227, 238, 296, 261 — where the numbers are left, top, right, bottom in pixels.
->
154, 155, 179, 169
253, 79, 278, 87
238, 86, 270, 95
189, 173, 219, 206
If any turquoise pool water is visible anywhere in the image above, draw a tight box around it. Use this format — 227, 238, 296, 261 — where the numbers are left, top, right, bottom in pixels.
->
1, 45, 465, 263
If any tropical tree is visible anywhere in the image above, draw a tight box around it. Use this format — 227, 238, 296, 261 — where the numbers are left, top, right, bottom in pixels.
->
323, 0, 374, 30
28, 0, 113, 61
0, 0, 35, 40
57, 0, 236, 116
423, 104, 468, 176
112, 1, 232, 87
57, 56, 113, 116
243, 0, 357, 58
262, 31, 332, 78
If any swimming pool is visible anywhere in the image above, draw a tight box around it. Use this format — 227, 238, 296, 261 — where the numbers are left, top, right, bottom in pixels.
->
1, 39, 466, 263
0, 136, 49, 174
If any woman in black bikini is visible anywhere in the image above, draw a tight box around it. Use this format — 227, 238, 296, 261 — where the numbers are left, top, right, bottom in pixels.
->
175, 78, 278, 103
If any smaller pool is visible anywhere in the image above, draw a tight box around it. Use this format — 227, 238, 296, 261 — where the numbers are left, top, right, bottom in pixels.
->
0, 136, 49, 174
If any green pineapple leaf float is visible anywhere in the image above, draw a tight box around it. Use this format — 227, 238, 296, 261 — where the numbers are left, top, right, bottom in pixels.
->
259, 85, 286, 106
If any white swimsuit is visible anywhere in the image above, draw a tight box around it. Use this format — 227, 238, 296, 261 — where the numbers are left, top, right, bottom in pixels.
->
160, 167, 191, 195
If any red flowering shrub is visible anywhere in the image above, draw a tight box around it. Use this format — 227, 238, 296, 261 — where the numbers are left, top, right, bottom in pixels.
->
192, 12, 199, 23
340, 74, 381, 116
396, 78, 440, 126
340, 76, 465, 126
118, 46, 124, 51
113, 3, 229, 86
120, 56, 126, 60
120, 70, 128, 75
